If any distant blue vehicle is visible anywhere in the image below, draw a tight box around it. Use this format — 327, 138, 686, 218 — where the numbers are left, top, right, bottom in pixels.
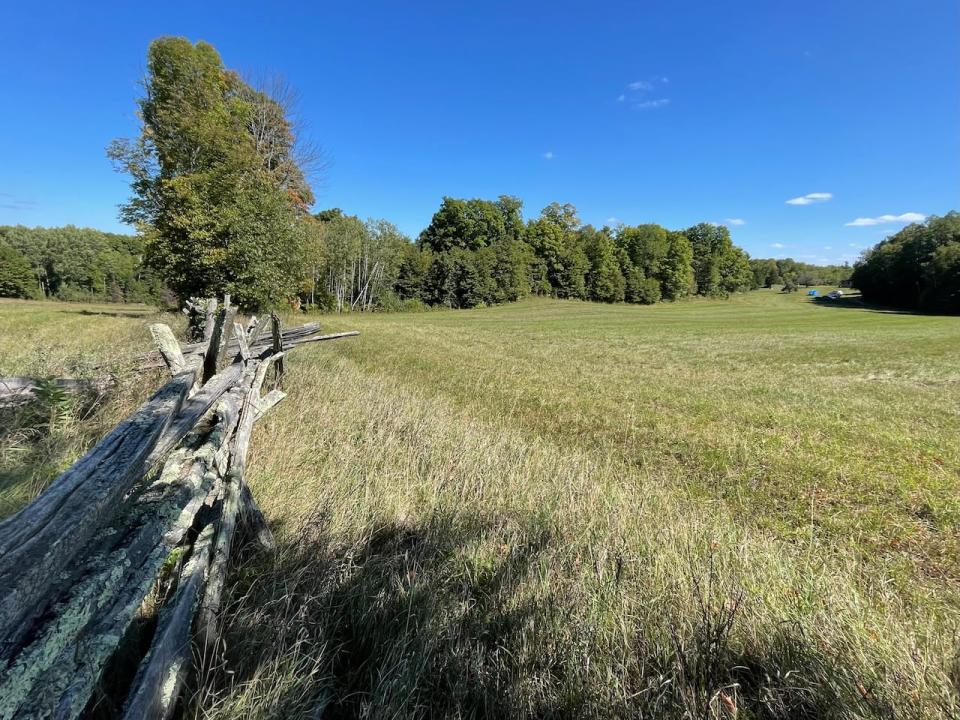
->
808, 289, 819, 296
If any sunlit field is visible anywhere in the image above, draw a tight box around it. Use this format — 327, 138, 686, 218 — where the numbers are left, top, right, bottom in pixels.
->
2, 291, 958, 718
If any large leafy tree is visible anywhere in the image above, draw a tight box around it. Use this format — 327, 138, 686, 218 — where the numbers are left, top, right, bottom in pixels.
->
683, 223, 752, 296
749, 258, 781, 288
418, 197, 508, 253
659, 231, 695, 300
109, 37, 312, 310
0, 240, 37, 299
616, 224, 670, 280
582, 226, 625, 303
525, 213, 587, 300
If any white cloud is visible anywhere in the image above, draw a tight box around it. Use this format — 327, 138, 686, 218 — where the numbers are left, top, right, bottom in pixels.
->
844, 212, 925, 227
823, 245, 832, 250
543, 151, 554, 160
725, 218, 745, 226
771, 242, 785, 248
786, 192, 833, 205
621, 77, 669, 101
634, 99, 670, 110
606, 217, 619, 225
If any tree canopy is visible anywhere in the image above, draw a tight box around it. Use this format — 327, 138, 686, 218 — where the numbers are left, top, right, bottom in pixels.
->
109, 37, 314, 311
378, 197, 764, 309
851, 212, 960, 313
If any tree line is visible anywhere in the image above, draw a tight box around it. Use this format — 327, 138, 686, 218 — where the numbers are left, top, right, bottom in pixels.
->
0, 225, 165, 302
851, 212, 960, 313
748, 257, 852, 293
309, 198, 757, 310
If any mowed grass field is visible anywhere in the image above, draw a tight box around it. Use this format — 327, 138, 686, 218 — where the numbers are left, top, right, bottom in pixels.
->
1, 291, 958, 718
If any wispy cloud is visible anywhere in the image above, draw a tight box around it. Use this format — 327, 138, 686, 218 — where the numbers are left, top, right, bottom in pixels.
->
543, 151, 554, 160
618, 76, 669, 108
605, 217, 619, 225
0, 192, 38, 211
786, 192, 832, 206
725, 218, 745, 226
844, 212, 924, 227
771, 242, 785, 249
634, 98, 670, 110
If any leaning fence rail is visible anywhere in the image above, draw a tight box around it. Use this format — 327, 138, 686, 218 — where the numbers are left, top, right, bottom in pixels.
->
0, 299, 357, 719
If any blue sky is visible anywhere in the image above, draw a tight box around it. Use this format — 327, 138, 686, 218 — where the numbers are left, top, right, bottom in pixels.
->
1, 1, 957, 265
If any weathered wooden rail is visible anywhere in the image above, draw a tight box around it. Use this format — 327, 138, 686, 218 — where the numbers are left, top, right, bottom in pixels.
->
0, 299, 357, 719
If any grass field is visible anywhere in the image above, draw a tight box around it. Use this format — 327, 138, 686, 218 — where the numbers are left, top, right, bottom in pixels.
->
1, 291, 958, 718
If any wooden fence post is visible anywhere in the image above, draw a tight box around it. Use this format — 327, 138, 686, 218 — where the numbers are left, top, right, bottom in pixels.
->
270, 312, 285, 384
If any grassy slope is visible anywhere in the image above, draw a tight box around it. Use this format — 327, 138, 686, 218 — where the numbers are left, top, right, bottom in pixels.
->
1, 293, 958, 718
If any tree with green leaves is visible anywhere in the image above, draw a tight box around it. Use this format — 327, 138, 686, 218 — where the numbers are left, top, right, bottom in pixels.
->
394, 243, 432, 301
852, 212, 960, 312
683, 223, 752, 296
525, 209, 588, 300
660, 231, 695, 300
489, 238, 531, 303
749, 258, 780, 289
616, 224, 670, 280
540, 202, 580, 232
109, 37, 313, 310
0, 225, 164, 302
718, 246, 753, 294
0, 240, 37, 299
418, 197, 508, 253
582, 227, 625, 303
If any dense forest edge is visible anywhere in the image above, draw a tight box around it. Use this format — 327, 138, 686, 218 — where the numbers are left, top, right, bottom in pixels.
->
0, 216, 853, 310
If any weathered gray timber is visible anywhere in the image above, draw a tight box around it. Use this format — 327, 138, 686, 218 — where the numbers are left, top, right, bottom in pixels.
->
0, 375, 116, 406
150, 323, 187, 374
0, 297, 357, 720
0, 364, 199, 656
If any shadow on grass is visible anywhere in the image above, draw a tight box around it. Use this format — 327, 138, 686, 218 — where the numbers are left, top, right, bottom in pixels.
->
187, 506, 937, 719
807, 293, 931, 316
195, 509, 558, 718
76, 309, 155, 319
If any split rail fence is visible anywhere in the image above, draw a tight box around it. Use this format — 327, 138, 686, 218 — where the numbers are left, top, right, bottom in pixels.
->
0, 298, 357, 719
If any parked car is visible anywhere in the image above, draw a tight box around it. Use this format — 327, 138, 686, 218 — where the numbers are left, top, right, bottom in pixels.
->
827, 290, 843, 299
